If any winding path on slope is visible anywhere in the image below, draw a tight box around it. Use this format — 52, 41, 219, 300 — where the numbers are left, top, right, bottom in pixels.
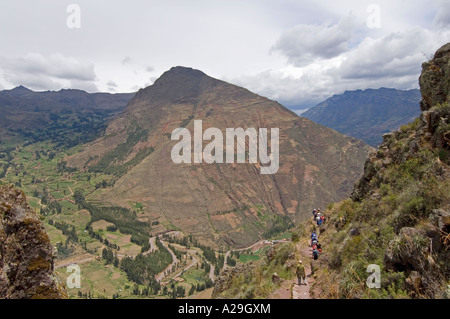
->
155, 241, 179, 282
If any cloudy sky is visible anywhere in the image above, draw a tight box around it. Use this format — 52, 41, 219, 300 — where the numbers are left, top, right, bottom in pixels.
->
0, 0, 449, 111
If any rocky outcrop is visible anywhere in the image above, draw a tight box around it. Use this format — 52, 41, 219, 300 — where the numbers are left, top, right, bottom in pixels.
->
312, 43, 450, 299
419, 43, 450, 111
0, 185, 67, 299
345, 43, 450, 298
352, 43, 450, 202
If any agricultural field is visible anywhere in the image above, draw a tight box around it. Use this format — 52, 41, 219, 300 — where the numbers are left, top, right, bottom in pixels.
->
0, 140, 293, 299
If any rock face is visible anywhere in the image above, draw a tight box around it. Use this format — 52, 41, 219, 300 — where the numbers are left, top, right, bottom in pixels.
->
419, 43, 450, 111
67, 66, 372, 248
0, 185, 67, 299
352, 44, 450, 202
343, 43, 450, 298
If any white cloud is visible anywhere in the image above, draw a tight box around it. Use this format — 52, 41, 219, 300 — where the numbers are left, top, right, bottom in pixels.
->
337, 29, 432, 81
106, 80, 118, 92
234, 23, 450, 109
0, 0, 447, 105
433, 0, 450, 29
0, 53, 97, 91
271, 15, 357, 66
121, 56, 132, 65
107, 80, 118, 88
70, 79, 99, 93
336, 27, 450, 85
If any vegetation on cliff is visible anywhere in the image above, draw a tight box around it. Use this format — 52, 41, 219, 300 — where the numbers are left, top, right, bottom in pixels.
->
311, 43, 450, 299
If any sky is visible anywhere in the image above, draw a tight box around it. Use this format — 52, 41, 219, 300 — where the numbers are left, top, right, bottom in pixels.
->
0, 0, 449, 112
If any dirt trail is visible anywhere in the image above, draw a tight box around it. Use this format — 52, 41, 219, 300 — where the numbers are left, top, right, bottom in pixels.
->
168, 254, 198, 282
55, 253, 96, 269
291, 244, 314, 299
155, 241, 178, 282
268, 242, 314, 299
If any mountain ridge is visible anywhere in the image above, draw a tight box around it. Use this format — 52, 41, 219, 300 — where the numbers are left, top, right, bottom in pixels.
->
302, 88, 422, 146
0, 86, 135, 147
66, 66, 372, 248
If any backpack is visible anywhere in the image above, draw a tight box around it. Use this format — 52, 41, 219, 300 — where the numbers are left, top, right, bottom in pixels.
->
313, 250, 319, 260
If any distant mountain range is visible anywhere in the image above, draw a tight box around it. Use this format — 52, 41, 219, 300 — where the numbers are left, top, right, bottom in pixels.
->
301, 88, 422, 146
0, 86, 134, 147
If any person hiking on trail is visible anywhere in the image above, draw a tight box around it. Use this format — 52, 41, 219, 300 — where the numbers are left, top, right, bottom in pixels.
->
311, 232, 318, 247
296, 260, 307, 285
312, 248, 319, 260
316, 243, 322, 253
317, 242, 322, 251
311, 238, 318, 247
320, 215, 325, 224
312, 209, 317, 220
316, 214, 322, 226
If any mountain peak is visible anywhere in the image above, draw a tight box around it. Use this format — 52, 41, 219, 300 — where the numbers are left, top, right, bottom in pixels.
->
155, 66, 208, 85
9, 85, 33, 94
135, 66, 217, 104
67, 63, 372, 248
167, 66, 207, 77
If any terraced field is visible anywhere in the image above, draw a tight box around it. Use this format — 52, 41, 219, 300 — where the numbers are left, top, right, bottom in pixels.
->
0, 140, 290, 299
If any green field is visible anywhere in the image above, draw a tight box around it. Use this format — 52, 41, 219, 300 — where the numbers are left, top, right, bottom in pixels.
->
239, 254, 260, 262
0, 139, 284, 299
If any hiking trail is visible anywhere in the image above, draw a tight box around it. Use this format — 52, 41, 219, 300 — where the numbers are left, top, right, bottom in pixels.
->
291, 243, 314, 299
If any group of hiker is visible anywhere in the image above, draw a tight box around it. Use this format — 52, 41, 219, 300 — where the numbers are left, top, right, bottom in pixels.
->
312, 208, 326, 226
296, 232, 323, 286
311, 231, 321, 260
295, 209, 326, 286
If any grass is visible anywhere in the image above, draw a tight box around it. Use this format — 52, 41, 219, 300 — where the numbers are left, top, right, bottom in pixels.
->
239, 254, 260, 263
44, 223, 66, 244
56, 260, 136, 299
215, 242, 297, 299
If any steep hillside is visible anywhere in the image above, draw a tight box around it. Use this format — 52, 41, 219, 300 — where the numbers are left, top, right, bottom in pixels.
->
67, 67, 372, 248
0, 184, 67, 299
302, 88, 421, 146
310, 43, 450, 299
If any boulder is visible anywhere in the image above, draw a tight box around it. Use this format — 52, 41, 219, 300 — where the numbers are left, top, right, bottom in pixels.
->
0, 185, 67, 299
